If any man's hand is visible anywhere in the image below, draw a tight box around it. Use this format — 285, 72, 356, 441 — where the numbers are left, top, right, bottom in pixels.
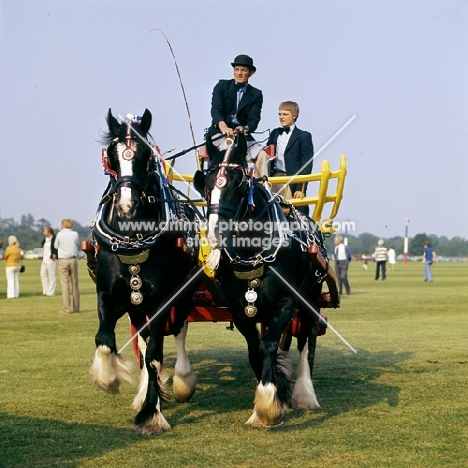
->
218, 121, 235, 138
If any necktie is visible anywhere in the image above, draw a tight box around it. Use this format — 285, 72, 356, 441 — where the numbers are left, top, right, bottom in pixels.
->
236, 85, 246, 109
278, 127, 290, 135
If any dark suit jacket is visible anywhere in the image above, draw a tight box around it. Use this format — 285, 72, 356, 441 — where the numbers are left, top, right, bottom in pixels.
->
267, 126, 314, 195
209, 79, 263, 138
267, 126, 314, 215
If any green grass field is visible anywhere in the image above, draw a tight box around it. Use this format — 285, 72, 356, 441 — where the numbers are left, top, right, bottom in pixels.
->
0, 259, 467, 467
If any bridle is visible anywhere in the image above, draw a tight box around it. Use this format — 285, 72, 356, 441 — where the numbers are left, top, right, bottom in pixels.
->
101, 124, 157, 203
213, 138, 242, 188
204, 136, 288, 276
206, 138, 250, 219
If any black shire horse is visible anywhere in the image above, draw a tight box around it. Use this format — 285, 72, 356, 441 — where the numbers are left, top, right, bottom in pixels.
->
89, 109, 198, 435
195, 133, 332, 427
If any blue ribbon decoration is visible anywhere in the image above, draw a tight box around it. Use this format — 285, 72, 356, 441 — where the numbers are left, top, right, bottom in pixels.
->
247, 168, 255, 210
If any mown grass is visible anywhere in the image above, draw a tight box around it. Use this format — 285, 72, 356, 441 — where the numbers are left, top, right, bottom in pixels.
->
0, 259, 467, 467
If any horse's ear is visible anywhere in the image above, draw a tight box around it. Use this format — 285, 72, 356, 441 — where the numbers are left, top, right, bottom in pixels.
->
140, 109, 152, 133
107, 108, 120, 136
238, 132, 248, 161
205, 134, 217, 159
193, 170, 206, 195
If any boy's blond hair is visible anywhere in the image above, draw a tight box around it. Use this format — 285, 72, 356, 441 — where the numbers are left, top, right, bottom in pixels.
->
279, 101, 300, 121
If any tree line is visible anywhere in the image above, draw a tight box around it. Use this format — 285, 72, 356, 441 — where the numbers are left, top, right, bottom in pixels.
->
1, 214, 467, 258
323, 232, 468, 258
0, 214, 91, 250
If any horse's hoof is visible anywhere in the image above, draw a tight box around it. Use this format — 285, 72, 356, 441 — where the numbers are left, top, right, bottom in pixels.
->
173, 372, 196, 403
135, 424, 165, 436
135, 412, 171, 435
265, 421, 284, 429
245, 408, 286, 428
246, 411, 285, 428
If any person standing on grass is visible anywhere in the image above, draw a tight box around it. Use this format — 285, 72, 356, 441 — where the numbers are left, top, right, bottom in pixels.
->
422, 240, 436, 282
40, 227, 58, 296
362, 251, 369, 270
55, 219, 80, 313
3, 235, 22, 299
373, 239, 388, 281
333, 235, 352, 295
387, 247, 396, 271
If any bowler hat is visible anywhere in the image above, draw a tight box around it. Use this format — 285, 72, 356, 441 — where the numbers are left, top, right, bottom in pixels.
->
231, 54, 256, 72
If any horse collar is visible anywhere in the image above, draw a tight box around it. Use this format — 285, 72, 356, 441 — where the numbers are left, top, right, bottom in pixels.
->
117, 249, 150, 265
115, 252, 150, 305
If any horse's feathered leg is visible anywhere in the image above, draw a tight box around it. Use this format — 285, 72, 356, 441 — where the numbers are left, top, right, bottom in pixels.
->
132, 335, 149, 410
90, 344, 134, 394
292, 281, 321, 409
135, 357, 171, 435
246, 298, 294, 427
231, 315, 263, 381
246, 351, 292, 427
292, 335, 320, 409
173, 321, 196, 402
90, 292, 133, 393
134, 322, 171, 435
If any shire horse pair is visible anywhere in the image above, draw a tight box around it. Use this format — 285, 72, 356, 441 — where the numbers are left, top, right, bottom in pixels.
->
89, 109, 333, 434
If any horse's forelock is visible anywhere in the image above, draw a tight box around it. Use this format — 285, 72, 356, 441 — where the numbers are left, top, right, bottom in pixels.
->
99, 124, 152, 148
100, 129, 118, 147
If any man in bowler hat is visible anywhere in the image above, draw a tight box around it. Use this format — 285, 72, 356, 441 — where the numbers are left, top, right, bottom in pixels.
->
208, 54, 269, 177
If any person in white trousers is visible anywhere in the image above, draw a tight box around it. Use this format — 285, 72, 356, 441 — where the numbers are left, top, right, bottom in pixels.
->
3, 235, 22, 299
40, 227, 58, 296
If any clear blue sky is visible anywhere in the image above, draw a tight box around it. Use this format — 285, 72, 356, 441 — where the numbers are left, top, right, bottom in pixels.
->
1, 0, 467, 239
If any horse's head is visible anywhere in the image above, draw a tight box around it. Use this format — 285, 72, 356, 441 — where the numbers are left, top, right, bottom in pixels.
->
104, 109, 153, 219
201, 133, 250, 249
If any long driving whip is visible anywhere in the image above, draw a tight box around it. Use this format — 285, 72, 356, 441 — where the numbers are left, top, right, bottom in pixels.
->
149, 28, 201, 171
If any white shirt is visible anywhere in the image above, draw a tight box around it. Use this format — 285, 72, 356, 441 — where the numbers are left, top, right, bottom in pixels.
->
42, 236, 55, 264
55, 229, 79, 259
335, 243, 347, 261
276, 125, 295, 171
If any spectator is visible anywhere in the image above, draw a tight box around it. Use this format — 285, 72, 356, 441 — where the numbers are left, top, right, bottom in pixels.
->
373, 239, 388, 281
362, 251, 369, 271
3, 235, 22, 299
55, 219, 80, 313
422, 240, 436, 282
387, 247, 396, 271
40, 227, 58, 296
333, 235, 352, 295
